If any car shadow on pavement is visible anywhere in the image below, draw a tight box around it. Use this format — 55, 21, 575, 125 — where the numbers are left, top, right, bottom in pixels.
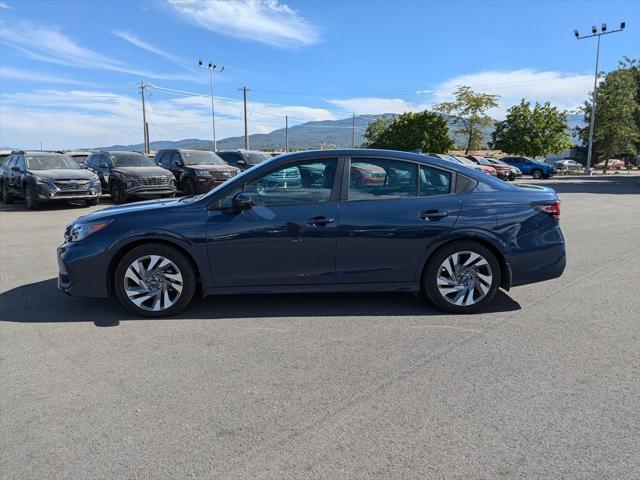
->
0, 279, 521, 326
523, 175, 640, 195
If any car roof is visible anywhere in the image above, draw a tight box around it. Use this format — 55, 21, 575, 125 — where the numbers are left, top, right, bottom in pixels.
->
106, 151, 146, 155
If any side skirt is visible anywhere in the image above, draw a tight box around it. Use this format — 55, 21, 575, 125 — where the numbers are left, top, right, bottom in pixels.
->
205, 282, 419, 297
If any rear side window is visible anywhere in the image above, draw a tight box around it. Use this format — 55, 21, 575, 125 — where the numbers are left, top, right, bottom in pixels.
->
419, 166, 451, 196
348, 158, 418, 201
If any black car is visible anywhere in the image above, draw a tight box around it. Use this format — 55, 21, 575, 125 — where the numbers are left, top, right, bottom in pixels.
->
155, 149, 240, 195
85, 151, 176, 204
0, 151, 101, 209
216, 149, 271, 171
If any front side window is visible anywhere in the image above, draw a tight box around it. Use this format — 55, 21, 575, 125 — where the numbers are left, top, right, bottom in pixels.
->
348, 158, 418, 201
420, 165, 451, 196
245, 152, 270, 166
219, 158, 337, 208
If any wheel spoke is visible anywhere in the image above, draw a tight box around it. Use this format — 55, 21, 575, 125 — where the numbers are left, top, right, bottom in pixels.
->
438, 250, 493, 307
123, 255, 183, 312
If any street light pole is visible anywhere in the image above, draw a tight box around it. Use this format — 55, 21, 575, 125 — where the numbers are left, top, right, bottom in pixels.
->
573, 22, 625, 175
198, 59, 224, 151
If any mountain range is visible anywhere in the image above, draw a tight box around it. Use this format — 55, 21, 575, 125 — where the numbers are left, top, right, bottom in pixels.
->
98, 113, 586, 152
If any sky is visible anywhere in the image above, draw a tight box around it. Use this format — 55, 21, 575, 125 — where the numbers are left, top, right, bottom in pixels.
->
0, 0, 639, 149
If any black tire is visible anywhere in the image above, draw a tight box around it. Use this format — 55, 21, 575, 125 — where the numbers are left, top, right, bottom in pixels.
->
542, 174, 551, 179
422, 240, 501, 314
0, 181, 13, 203
182, 178, 195, 196
24, 183, 40, 210
532, 169, 543, 179
114, 243, 197, 318
109, 180, 127, 204
85, 198, 99, 206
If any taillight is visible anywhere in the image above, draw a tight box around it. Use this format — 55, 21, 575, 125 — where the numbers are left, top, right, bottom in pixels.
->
533, 201, 560, 220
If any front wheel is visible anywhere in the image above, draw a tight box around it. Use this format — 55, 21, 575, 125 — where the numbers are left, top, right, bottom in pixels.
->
532, 169, 543, 179
109, 181, 127, 204
24, 183, 40, 210
181, 178, 195, 196
0, 182, 13, 203
114, 243, 196, 317
85, 198, 99, 206
422, 241, 501, 314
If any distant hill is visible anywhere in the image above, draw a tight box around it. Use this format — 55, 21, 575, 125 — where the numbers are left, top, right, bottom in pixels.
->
96, 112, 586, 152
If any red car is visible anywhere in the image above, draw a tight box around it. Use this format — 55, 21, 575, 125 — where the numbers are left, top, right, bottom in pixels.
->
466, 155, 510, 179
453, 156, 497, 176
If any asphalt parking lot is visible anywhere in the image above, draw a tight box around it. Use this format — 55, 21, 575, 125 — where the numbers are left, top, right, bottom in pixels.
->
1, 175, 639, 480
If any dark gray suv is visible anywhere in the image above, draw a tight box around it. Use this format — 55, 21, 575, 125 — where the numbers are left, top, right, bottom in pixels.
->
85, 151, 176, 204
216, 149, 271, 171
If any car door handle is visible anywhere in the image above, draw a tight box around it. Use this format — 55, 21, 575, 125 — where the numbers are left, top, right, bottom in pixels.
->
420, 210, 448, 221
306, 216, 334, 227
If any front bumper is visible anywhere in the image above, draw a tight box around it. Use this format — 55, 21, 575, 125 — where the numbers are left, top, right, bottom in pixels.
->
57, 240, 111, 298
193, 177, 229, 194
37, 183, 102, 201
124, 186, 177, 197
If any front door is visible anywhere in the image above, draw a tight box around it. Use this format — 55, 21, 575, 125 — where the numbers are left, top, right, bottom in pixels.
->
336, 158, 461, 284
206, 158, 340, 287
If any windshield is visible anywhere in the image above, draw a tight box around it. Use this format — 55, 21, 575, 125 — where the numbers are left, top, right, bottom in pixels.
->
473, 156, 492, 166
111, 153, 157, 167
246, 152, 270, 165
70, 155, 89, 164
182, 151, 226, 166
26, 154, 80, 170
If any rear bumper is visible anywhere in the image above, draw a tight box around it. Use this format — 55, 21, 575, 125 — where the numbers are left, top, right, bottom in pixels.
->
510, 244, 566, 287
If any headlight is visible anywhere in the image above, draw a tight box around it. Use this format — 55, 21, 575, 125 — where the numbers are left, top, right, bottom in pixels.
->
64, 220, 112, 242
195, 170, 212, 177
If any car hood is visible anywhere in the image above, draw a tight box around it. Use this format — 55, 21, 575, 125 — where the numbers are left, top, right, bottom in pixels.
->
75, 197, 187, 224
187, 164, 238, 173
28, 169, 97, 180
112, 166, 170, 177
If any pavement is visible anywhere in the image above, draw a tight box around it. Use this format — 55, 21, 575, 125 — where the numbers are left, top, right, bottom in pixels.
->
1, 175, 639, 479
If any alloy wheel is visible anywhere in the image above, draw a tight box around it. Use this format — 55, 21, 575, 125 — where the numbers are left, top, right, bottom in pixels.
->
437, 251, 493, 306
123, 255, 184, 312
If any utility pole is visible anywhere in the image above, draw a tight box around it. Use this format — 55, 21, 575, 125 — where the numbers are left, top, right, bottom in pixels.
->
140, 81, 149, 154
240, 87, 249, 149
198, 59, 224, 151
352, 113, 356, 148
285, 115, 289, 152
573, 21, 625, 175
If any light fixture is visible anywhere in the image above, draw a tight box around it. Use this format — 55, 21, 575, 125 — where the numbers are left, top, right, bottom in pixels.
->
601, 23, 607, 32
591, 25, 597, 34
620, 22, 625, 29
198, 59, 203, 66
573, 29, 579, 38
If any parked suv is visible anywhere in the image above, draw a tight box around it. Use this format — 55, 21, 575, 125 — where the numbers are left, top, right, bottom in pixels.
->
0, 151, 101, 209
500, 156, 556, 179
216, 149, 271, 171
155, 149, 240, 195
85, 151, 176, 204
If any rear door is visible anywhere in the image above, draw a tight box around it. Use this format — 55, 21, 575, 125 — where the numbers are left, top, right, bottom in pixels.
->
336, 157, 461, 284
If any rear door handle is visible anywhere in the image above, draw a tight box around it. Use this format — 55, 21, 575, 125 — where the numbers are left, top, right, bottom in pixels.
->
306, 216, 334, 227
420, 210, 448, 221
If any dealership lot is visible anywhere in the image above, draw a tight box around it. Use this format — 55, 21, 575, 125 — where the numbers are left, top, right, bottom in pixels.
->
1, 175, 639, 479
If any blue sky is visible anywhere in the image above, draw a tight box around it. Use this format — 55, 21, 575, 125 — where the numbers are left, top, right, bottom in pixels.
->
1, 0, 638, 149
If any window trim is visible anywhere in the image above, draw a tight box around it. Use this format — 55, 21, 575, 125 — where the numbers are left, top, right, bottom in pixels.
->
342, 156, 455, 203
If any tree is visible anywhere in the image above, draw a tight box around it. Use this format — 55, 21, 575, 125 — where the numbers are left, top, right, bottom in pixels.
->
435, 86, 499, 153
577, 60, 640, 172
362, 116, 392, 147
492, 100, 573, 157
363, 111, 453, 153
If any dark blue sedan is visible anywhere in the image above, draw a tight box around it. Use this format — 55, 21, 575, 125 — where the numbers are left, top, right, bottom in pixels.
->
57, 150, 566, 316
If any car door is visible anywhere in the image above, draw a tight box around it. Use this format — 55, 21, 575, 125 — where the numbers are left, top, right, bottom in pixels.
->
336, 158, 461, 284
10, 155, 26, 195
169, 152, 186, 184
206, 157, 340, 287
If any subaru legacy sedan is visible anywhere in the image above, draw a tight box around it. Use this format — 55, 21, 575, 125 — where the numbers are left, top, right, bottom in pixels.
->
57, 150, 566, 317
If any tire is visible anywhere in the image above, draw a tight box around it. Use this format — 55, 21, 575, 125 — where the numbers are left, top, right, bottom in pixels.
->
182, 178, 195, 196
85, 198, 99, 206
114, 243, 197, 318
542, 174, 550, 179
0, 181, 13, 203
532, 169, 543, 179
24, 183, 40, 210
422, 240, 501, 314
109, 180, 127, 204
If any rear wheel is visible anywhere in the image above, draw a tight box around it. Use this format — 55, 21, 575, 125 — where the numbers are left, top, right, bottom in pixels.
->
422, 241, 501, 314
114, 243, 196, 317
24, 183, 40, 210
532, 169, 543, 179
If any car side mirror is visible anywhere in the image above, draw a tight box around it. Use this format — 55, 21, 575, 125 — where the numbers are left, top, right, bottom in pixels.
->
232, 192, 253, 211
11, 166, 20, 172
236, 159, 246, 166
99, 163, 108, 168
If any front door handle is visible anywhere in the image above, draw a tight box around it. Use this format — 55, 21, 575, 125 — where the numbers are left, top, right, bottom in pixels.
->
306, 216, 335, 227
420, 210, 448, 221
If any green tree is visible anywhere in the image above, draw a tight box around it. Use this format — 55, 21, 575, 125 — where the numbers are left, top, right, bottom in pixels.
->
362, 116, 393, 147
435, 86, 499, 153
364, 111, 453, 153
492, 100, 573, 157
577, 61, 640, 172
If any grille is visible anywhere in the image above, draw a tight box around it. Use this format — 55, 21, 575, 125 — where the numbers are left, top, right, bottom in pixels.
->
54, 180, 90, 191
139, 176, 170, 186
212, 170, 236, 179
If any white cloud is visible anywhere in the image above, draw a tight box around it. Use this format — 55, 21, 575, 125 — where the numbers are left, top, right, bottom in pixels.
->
326, 97, 429, 115
0, 66, 96, 86
112, 31, 192, 70
0, 88, 335, 149
425, 69, 593, 118
167, 0, 320, 47
0, 2, 12, 9
0, 21, 198, 82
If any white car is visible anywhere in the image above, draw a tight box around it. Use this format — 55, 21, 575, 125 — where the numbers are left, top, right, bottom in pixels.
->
554, 159, 580, 171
